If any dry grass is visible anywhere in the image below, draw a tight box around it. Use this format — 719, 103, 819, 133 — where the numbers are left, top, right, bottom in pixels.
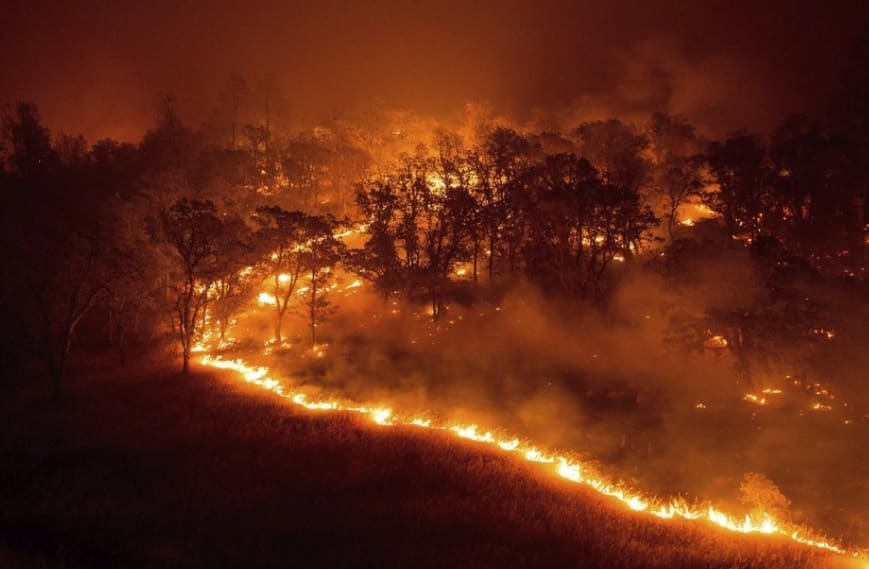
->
0, 359, 851, 568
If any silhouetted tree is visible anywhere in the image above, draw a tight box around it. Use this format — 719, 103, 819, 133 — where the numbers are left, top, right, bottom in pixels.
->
658, 153, 705, 240
162, 199, 225, 374
645, 112, 698, 165
704, 132, 770, 238
208, 73, 248, 150
283, 135, 334, 209
474, 127, 531, 282
575, 119, 649, 192
769, 115, 863, 261
104, 199, 168, 366
209, 215, 256, 343
139, 97, 199, 175
349, 182, 402, 297
522, 153, 600, 295
1, 101, 58, 177
355, 153, 476, 317
299, 215, 346, 346
252, 206, 308, 344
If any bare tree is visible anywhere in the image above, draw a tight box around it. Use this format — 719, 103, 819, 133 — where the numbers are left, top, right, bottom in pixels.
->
25, 232, 111, 395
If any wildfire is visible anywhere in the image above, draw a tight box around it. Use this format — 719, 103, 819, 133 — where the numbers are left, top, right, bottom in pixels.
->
812, 328, 836, 340
677, 201, 720, 227
257, 291, 277, 305
743, 393, 767, 406
453, 262, 472, 277
200, 353, 863, 561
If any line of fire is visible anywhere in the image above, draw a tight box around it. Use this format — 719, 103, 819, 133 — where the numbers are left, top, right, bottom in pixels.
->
2, 5, 868, 568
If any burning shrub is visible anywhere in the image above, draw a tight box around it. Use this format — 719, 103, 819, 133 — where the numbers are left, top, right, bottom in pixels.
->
739, 472, 791, 521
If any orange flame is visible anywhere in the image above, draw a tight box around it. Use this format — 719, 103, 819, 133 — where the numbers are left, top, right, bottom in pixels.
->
200, 354, 864, 561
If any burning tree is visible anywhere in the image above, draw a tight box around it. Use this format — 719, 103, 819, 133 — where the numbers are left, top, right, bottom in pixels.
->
703, 133, 770, 239
656, 153, 705, 240
283, 134, 334, 209
356, 153, 475, 318
209, 215, 256, 343
473, 127, 531, 282
739, 473, 791, 522
522, 153, 600, 296
419, 183, 476, 318
252, 206, 308, 345
299, 215, 346, 347
522, 153, 657, 298
574, 119, 649, 194
162, 199, 225, 374
348, 182, 402, 298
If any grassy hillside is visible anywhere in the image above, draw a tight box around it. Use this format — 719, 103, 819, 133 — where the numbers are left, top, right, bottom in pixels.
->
0, 359, 848, 568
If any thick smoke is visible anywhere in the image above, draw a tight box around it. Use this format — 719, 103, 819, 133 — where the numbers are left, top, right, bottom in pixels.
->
231, 244, 867, 546
535, 38, 779, 138
3, 2, 866, 142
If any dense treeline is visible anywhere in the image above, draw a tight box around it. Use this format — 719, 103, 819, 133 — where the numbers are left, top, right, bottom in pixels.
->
1, 73, 867, 395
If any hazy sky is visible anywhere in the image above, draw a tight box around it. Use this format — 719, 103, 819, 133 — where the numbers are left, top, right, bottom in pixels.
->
2, 0, 868, 141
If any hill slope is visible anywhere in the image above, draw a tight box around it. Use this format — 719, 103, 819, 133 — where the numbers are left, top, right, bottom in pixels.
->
0, 361, 846, 568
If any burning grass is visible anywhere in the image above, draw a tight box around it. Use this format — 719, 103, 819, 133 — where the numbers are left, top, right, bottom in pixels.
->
0, 359, 857, 569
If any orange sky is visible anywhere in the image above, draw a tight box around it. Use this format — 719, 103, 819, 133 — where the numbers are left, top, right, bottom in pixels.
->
2, 0, 868, 141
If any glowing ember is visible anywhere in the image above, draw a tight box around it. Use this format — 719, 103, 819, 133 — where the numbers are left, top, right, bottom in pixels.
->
498, 438, 520, 451
258, 291, 277, 305
704, 335, 728, 349
371, 408, 394, 425
743, 393, 767, 406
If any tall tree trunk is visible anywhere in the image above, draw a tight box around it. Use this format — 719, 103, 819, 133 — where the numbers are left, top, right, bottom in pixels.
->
274, 312, 283, 345
472, 239, 479, 287
668, 208, 677, 242
218, 317, 227, 344
430, 285, 439, 321
310, 271, 318, 347
488, 234, 496, 284
310, 310, 317, 347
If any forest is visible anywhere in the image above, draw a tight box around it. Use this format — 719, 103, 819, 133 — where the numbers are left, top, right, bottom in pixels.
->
2, 23, 869, 567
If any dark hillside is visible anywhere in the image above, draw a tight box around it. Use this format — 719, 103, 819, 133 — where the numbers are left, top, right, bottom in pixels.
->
0, 361, 842, 569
